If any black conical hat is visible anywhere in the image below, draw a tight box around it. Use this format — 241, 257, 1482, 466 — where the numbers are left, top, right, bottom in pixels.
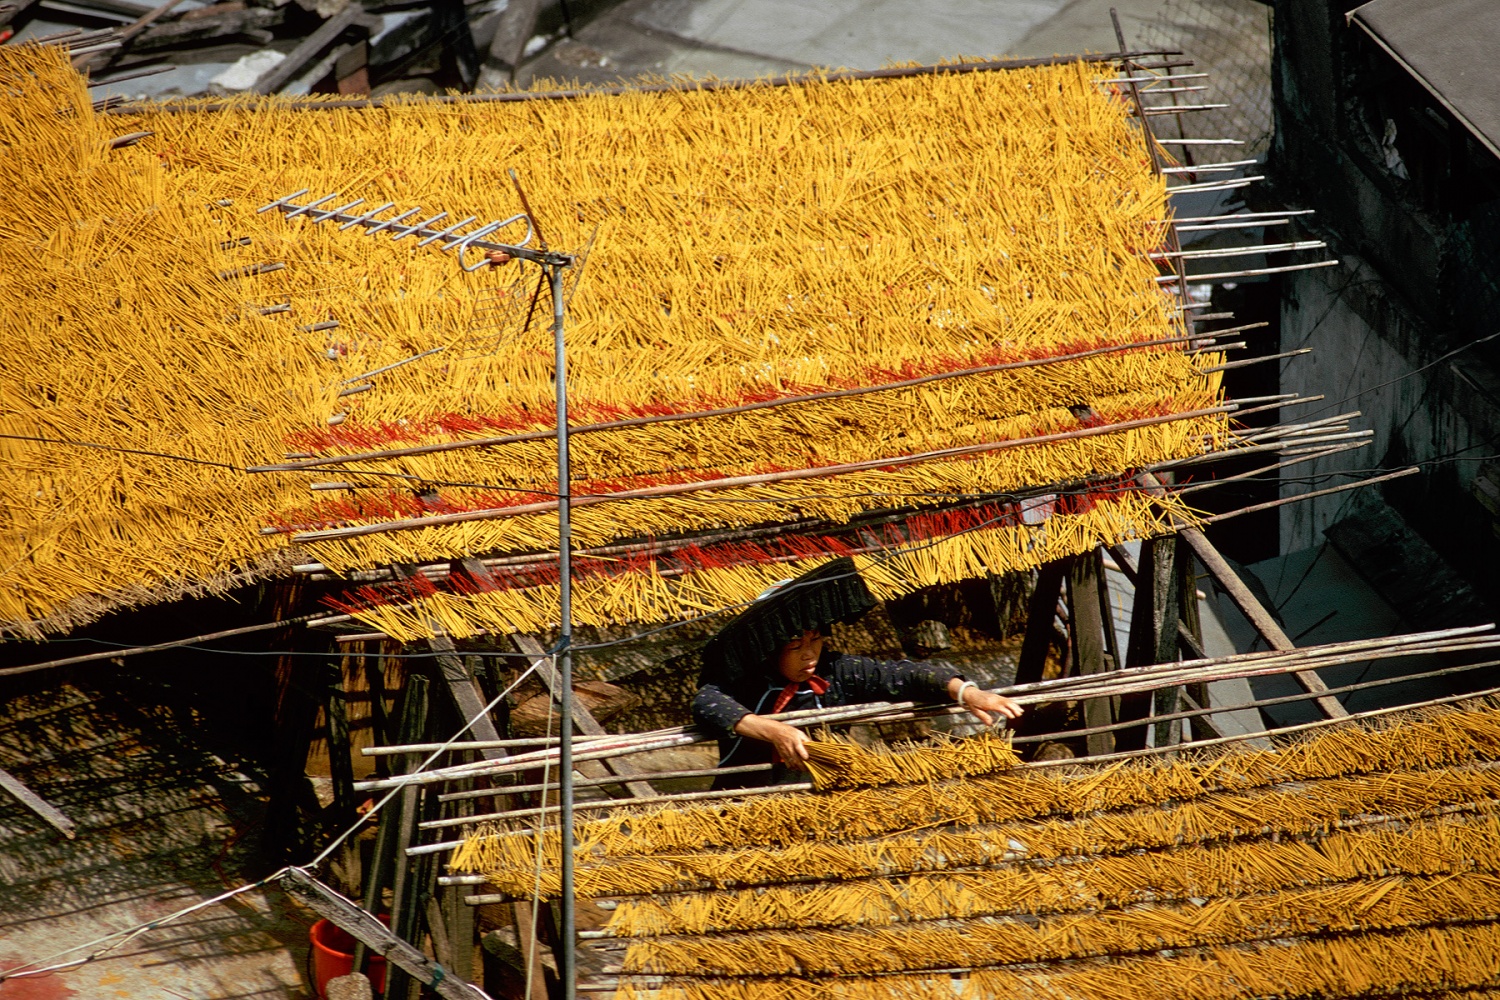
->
698, 557, 876, 686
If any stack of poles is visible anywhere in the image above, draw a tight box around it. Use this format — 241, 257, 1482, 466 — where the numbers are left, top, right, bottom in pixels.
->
352, 625, 1500, 839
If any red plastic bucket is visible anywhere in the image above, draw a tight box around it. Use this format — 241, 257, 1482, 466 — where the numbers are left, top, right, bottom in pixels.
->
309, 918, 388, 998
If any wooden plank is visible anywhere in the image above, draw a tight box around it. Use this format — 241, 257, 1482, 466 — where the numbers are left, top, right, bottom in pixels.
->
251, 1, 373, 94
0, 0, 41, 31
510, 900, 556, 1000
1065, 552, 1115, 756
511, 634, 656, 799
427, 634, 508, 762
1179, 528, 1348, 718
281, 868, 487, 1000
1013, 559, 1068, 686
1136, 471, 1348, 719
0, 765, 75, 838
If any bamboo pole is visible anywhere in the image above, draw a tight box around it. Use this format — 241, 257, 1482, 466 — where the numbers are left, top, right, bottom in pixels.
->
431, 654, 1500, 809
355, 627, 1496, 793
1202, 348, 1314, 373
0, 613, 326, 678
435, 763, 770, 806
105, 50, 1184, 114
427, 672, 1500, 856
0, 767, 76, 839
255, 333, 1211, 474
289, 405, 1236, 543
1204, 467, 1420, 524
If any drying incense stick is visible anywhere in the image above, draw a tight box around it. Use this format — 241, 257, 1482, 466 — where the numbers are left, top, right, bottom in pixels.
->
289, 405, 1235, 543
252, 334, 1211, 474
354, 626, 1497, 795
416, 670, 1500, 855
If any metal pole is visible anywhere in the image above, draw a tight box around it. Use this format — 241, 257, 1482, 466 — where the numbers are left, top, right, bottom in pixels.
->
549, 261, 577, 1000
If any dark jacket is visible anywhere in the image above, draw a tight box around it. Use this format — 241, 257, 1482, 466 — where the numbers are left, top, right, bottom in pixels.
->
691, 649, 961, 788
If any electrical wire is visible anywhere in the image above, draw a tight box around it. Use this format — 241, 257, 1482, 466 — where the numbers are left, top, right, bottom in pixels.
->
0, 433, 242, 471
1300, 329, 1500, 420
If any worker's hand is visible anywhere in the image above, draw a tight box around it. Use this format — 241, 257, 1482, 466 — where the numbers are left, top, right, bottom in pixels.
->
947, 678, 1024, 727
732, 714, 810, 768
484, 249, 514, 266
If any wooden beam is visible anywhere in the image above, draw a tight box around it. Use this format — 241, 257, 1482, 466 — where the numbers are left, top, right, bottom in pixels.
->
382, 675, 430, 1000
511, 635, 656, 799
1137, 471, 1348, 719
251, 1, 375, 94
1065, 552, 1115, 756
427, 634, 508, 761
281, 868, 487, 1000
1179, 529, 1348, 718
1014, 560, 1068, 686
0, 766, 75, 838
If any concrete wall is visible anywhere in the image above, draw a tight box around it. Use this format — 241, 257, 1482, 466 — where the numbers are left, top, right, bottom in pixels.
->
1278, 255, 1500, 599
1269, 0, 1500, 608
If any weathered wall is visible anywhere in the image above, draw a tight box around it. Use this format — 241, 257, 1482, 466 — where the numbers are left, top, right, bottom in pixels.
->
1270, 0, 1500, 608
1278, 254, 1500, 601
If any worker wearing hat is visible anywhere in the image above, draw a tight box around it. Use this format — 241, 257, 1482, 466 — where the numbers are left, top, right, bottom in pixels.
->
692, 558, 1023, 788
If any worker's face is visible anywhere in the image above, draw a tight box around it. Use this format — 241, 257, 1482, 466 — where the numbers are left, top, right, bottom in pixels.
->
776, 629, 824, 683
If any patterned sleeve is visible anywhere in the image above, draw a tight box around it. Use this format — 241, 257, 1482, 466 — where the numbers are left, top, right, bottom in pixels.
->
828, 654, 961, 704
692, 683, 754, 738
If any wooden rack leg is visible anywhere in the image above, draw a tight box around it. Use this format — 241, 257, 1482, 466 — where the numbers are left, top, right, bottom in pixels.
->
511, 900, 554, 1000
1181, 528, 1348, 717
354, 673, 429, 977
383, 674, 431, 1000
1066, 553, 1115, 756
444, 883, 475, 982
1138, 471, 1348, 719
1093, 547, 1123, 671
1015, 560, 1069, 687
326, 659, 357, 823
1119, 534, 1181, 751
1178, 541, 1212, 740
364, 643, 391, 779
